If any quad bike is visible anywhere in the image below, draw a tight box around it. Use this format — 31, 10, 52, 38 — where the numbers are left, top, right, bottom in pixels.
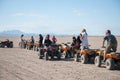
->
94, 47, 120, 70
19, 40, 27, 49
39, 44, 61, 60
59, 42, 72, 59
0, 40, 13, 48
45, 44, 61, 60
33, 41, 39, 51
75, 46, 99, 64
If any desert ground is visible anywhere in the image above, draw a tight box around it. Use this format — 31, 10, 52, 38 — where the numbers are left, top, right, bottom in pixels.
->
0, 36, 120, 80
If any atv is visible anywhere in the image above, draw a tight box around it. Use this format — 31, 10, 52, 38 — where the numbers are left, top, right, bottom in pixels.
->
45, 44, 61, 60
79, 48, 98, 64
94, 48, 120, 70
19, 40, 27, 49
26, 40, 34, 50
59, 42, 72, 59
39, 44, 61, 60
33, 41, 39, 51
0, 40, 13, 48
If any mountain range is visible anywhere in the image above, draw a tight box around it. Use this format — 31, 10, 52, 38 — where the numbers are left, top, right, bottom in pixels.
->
0, 30, 37, 36
0, 30, 71, 36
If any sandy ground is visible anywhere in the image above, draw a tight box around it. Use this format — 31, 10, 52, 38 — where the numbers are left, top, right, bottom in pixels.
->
0, 36, 120, 80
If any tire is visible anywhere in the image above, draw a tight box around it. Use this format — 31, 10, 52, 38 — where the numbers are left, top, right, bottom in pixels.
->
81, 54, 88, 64
105, 59, 115, 70
10, 43, 13, 48
94, 56, 101, 67
45, 52, 49, 60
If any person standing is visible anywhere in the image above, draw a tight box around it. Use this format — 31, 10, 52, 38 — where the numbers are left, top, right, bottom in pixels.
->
80, 28, 89, 50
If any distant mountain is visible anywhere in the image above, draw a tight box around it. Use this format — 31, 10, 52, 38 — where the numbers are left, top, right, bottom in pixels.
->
0, 30, 37, 36
0, 30, 74, 36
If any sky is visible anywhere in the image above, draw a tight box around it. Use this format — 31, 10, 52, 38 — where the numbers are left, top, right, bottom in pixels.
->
0, 0, 120, 35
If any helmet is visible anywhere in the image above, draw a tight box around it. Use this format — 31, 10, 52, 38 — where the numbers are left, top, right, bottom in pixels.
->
106, 30, 111, 34
82, 28, 86, 33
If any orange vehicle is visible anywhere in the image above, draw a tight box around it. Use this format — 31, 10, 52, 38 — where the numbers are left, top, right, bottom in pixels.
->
79, 48, 98, 64
19, 40, 27, 49
94, 49, 120, 70
59, 42, 72, 58
26, 41, 34, 50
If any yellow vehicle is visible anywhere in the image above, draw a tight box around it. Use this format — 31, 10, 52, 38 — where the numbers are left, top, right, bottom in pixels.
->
94, 48, 120, 70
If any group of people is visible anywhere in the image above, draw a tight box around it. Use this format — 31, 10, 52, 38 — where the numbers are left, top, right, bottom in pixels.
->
71, 28, 89, 50
20, 28, 118, 61
20, 34, 57, 47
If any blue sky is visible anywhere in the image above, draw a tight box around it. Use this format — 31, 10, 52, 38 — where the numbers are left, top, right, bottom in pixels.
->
0, 0, 120, 35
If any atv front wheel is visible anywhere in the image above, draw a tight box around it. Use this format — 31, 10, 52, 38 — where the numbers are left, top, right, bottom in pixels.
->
105, 59, 115, 70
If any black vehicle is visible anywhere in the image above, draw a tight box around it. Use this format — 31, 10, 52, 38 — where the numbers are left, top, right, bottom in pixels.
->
0, 40, 13, 48
39, 44, 61, 60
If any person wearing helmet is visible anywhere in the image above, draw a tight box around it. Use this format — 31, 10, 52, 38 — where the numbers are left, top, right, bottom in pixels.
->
80, 28, 89, 50
52, 35, 57, 44
102, 30, 117, 61
44, 34, 52, 47
39, 34, 43, 47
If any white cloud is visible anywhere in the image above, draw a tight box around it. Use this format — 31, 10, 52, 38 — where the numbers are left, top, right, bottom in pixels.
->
12, 13, 25, 16
11, 13, 47, 18
72, 8, 87, 16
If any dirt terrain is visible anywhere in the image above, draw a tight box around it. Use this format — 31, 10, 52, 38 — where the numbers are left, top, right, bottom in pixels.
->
0, 36, 120, 80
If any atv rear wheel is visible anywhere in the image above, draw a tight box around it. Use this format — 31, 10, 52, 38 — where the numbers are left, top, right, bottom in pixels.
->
105, 59, 115, 70
94, 56, 101, 67
81, 54, 88, 64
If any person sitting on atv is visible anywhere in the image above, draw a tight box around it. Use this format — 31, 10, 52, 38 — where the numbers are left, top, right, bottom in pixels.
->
52, 35, 57, 44
80, 28, 89, 50
71, 36, 77, 46
102, 30, 118, 61
39, 34, 43, 47
30, 36, 35, 44
76, 36, 82, 49
44, 34, 52, 47
20, 34, 24, 42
